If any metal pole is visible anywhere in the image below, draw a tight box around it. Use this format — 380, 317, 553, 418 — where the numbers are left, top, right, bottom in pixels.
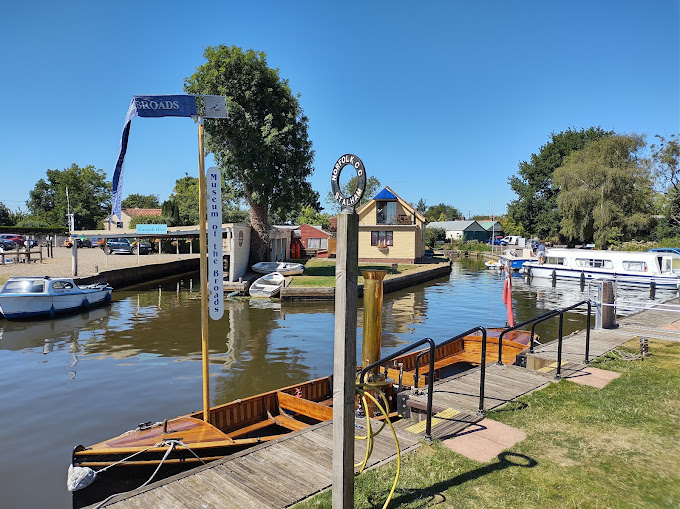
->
198, 117, 211, 423
361, 270, 386, 378
555, 311, 564, 380
332, 210, 358, 509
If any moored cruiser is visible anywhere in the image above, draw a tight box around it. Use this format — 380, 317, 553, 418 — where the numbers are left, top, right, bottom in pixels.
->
522, 248, 680, 287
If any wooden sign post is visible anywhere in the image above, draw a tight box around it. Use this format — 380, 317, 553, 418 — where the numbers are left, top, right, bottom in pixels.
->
331, 154, 366, 509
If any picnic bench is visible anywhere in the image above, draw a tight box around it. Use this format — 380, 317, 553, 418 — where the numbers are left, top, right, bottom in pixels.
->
0, 247, 44, 265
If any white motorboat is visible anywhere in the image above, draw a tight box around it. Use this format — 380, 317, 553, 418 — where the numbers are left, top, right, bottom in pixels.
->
251, 261, 305, 275
499, 247, 537, 271
0, 277, 113, 320
523, 248, 680, 288
249, 272, 285, 298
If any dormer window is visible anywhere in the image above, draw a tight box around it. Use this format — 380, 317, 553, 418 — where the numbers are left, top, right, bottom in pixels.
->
376, 201, 397, 224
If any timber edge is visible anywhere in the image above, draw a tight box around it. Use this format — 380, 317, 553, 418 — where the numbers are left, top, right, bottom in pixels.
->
280, 261, 452, 301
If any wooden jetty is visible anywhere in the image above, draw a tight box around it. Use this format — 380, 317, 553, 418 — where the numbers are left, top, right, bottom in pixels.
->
92, 301, 680, 509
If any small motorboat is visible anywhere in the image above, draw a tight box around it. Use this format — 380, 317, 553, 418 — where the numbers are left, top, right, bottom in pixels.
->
0, 277, 112, 320
251, 261, 305, 275
249, 272, 285, 298
485, 260, 503, 270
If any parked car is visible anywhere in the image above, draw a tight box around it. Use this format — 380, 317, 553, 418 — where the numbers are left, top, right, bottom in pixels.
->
487, 238, 507, 246
90, 238, 105, 248
63, 238, 89, 248
0, 234, 24, 247
105, 238, 152, 255
0, 238, 16, 250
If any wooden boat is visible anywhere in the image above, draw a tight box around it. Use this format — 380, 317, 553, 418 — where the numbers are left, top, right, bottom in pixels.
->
386, 328, 533, 386
70, 377, 334, 504
251, 261, 305, 275
249, 272, 285, 297
0, 276, 112, 320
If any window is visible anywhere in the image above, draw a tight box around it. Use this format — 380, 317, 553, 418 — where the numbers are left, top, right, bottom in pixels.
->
545, 257, 566, 265
308, 238, 321, 249
116, 222, 123, 228
371, 231, 393, 247
622, 261, 647, 272
376, 201, 397, 224
575, 258, 613, 269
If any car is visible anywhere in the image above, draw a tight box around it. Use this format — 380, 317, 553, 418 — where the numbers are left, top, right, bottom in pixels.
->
0, 238, 16, 250
90, 238, 105, 248
0, 234, 24, 247
105, 238, 152, 255
487, 238, 507, 246
63, 238, 89, 248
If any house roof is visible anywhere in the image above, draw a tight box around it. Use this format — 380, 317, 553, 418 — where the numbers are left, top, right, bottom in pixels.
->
356, 186, 427, 223
478, 220, 502, 231
427, 220, 486, 231
122, 208, 162, 217
373, 188, 398, 200
300, 224, 331, 236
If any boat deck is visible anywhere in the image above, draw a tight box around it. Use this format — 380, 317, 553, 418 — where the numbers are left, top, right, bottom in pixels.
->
90, 302, 680, 508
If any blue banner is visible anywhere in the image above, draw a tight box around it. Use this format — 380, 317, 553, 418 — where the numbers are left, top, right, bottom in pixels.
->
111, 95, 198, 224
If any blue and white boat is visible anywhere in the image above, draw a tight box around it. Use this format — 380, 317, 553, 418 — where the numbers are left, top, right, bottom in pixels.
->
0, 276, 112, 320
499, 247, 537, 271
522, 248, 680, 288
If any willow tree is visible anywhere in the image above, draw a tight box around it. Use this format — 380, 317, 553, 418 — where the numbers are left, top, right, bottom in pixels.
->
184, 46, 315, 261
554, 134, 653, 247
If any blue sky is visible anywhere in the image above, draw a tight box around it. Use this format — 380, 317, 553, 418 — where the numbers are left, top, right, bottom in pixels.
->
1, 0, 678, 219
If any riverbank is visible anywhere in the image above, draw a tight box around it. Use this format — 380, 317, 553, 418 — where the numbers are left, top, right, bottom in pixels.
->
0, 246, 200, 286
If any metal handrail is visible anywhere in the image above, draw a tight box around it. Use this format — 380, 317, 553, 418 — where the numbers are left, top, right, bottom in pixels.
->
360, 337, 436, 440
413, 327, 489, 415
497, 310, 566, 365
554, 300, 592, 378
529, 310, 561, 353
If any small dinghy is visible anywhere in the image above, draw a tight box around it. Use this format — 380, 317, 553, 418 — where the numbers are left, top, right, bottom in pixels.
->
251, 261, 305, 275
485, 260, 503, 270
249, 272, 285, 298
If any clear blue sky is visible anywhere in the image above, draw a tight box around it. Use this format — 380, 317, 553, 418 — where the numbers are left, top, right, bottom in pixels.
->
1, 0, 678, 219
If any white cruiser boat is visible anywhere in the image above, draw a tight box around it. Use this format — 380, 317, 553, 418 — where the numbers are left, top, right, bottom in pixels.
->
0, 276, 113, 320
522, 248, 680, 288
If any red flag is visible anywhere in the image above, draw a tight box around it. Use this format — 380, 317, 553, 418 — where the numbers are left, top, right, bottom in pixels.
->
501, 262, 515, 327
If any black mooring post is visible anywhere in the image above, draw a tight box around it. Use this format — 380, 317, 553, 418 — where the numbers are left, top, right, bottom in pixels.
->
580, 271, 585, 291
555, 311, 564, 380
478, 328, 488, 415
585, 300, 591, 363
650, 281, 656, 300
552, 269, 557, 287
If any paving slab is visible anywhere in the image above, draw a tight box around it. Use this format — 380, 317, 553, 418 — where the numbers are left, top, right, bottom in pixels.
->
442, 418, 526, 462
564, 366, 620, 388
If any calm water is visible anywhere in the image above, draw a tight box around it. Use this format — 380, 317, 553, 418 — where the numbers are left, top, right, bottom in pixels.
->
1, 259, 673, 508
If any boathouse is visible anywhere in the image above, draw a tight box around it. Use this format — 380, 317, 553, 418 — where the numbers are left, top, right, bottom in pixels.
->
294, 224, 331, 258
356, 186, 428, 263
478, 220, 504, 240
427, 220, 487, 242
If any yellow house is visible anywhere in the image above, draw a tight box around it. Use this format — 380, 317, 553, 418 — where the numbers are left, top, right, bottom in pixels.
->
356, 186, 428, 263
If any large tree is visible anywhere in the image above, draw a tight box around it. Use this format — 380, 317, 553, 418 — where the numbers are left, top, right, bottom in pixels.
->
185, 46, 315, 262
507, 127, 613, 239
425, 203, 461, 222
122, 193, 160, 209
554, 134, 654, 247
0, 203, 12, 226
26, 163, 111, 229
650, 134, 680, 237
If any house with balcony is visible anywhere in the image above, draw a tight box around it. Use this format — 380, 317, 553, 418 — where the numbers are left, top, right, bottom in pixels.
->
356, 187, 428, 263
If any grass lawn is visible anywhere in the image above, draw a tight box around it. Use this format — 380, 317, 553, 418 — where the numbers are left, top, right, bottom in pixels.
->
294, 339, 680, 508
288, 259, 425, 287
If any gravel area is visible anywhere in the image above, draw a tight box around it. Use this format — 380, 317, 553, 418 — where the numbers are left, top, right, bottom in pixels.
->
0, 246, 200, 283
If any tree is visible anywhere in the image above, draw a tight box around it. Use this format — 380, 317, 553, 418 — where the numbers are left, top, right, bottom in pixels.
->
26, 163, 111, 229
0, 203, 12, 226
507, 127, 613, 239
185, 45, 315, 262
296, 204, 331, 230
122, 193, 160, 209
425, 203, 461, 222
415, 198, 427, 215
168, 174, 200, 226
650, 134, 680, 236
325, 175, 382, 213
425, 227, 446, 248
554, 134, 654, 248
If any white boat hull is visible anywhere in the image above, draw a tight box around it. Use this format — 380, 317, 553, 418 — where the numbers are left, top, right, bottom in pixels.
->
249, 272, 285, 298
524, 263, 680, 288
251, 262, 305, 276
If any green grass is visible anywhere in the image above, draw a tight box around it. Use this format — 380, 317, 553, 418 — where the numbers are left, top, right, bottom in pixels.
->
288, 260, 422, 287
294, 339, 680, 508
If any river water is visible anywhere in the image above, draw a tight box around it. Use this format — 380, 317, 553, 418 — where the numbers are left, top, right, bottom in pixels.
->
1, 259, 673, 508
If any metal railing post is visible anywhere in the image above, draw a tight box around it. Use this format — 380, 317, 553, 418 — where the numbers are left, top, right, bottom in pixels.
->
555, 311, 564, 380
585, 300, 591, 364
478, 327, 488, 416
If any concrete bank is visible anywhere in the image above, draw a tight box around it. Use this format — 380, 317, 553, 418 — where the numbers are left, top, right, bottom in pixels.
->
77, 258, 200, 289
279, 261, 452, 301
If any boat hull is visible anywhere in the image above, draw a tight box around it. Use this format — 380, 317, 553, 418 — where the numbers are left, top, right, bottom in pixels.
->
251, 262, 305, 276
523, 263, 680, 288
0, 287, 112, 320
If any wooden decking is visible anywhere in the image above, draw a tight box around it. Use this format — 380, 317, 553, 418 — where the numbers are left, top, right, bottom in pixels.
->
92, 300, 680, 509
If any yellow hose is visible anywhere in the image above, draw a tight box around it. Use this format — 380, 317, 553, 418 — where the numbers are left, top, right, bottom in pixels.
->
355, 383, 401, 509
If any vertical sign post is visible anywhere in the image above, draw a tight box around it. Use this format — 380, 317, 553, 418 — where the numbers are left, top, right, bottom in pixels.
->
207, 167, 224, 320
331, 154, 367, 509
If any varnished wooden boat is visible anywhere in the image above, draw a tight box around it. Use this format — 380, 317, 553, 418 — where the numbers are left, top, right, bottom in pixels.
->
386, 328, 532, 386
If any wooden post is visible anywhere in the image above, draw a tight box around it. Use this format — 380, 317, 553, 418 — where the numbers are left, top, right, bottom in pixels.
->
600, 280, 616, 329
71, 238, 78, 276
198, 118, 211, 423
332, 209, 358, 509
